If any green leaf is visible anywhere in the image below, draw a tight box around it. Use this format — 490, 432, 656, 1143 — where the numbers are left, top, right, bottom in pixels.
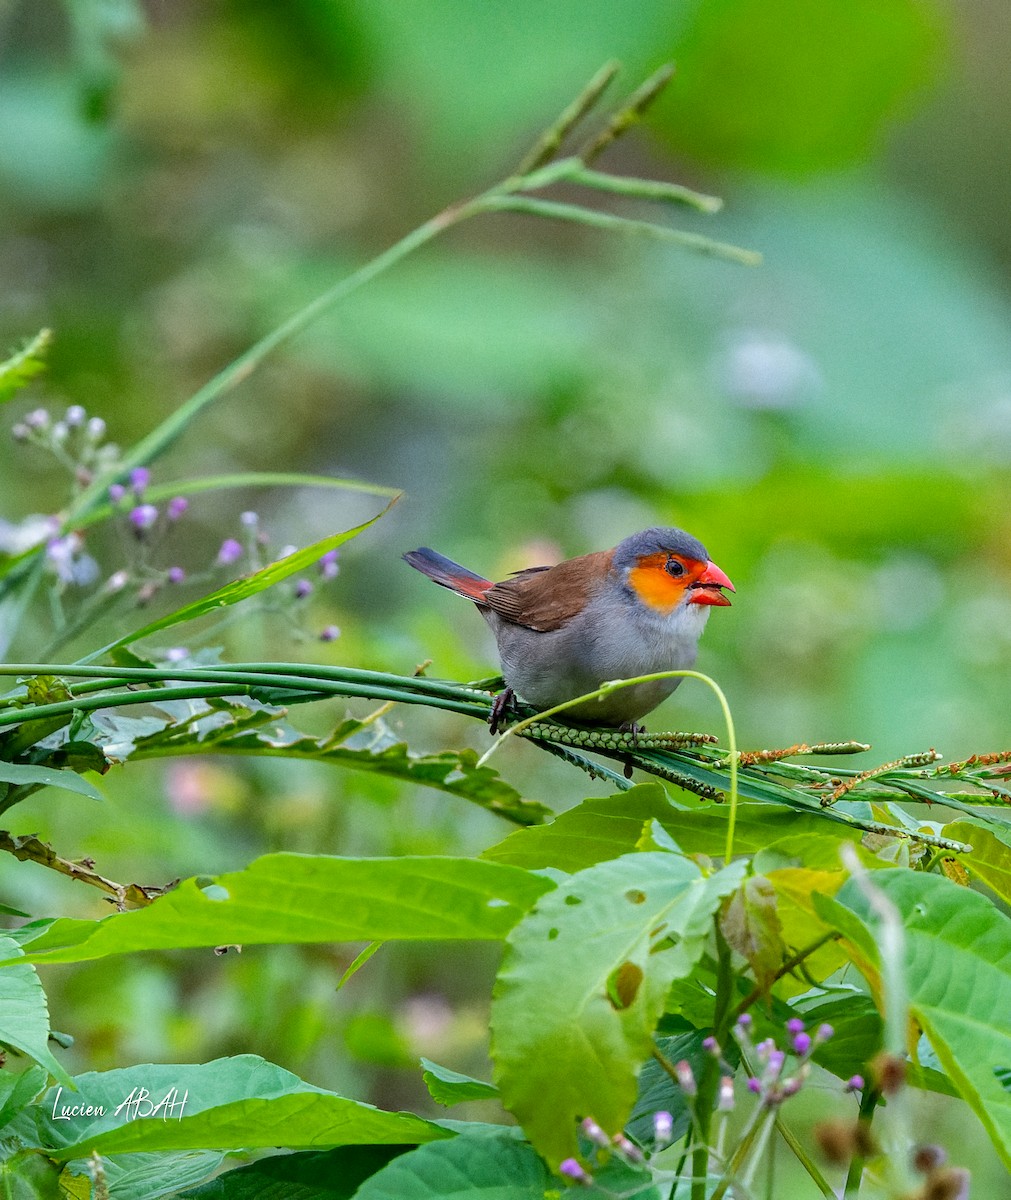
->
657, 0, 944, 172
63, 1150, 225, 1200
0, 329, 51, 405
0, 936, 73, 1086
136, 715, 549, 827
0, 1148, 63, 1198
0, 1065, 48, 1129
11, 854, 553, 965
84, 501, 397, 661
352, 1129, 549, 1200
943, 820, 1011, 904
482, 788, 865, 872
832, 870, 1011, 1169
719, 874, 787, 993
180, 1145, 409, 1199
12, 1056, 450, 1159
490, 852, 746, 1166
0, 761, 103, 801
420, 1059, 499, 1107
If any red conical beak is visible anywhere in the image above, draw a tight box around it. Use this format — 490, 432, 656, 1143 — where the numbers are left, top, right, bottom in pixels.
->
688, 560, 735, 607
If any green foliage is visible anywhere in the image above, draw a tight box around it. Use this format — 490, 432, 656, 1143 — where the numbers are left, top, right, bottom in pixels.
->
0, 330, 51, 406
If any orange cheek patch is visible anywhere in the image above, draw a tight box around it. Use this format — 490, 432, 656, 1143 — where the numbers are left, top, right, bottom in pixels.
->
628, 556, 687, 613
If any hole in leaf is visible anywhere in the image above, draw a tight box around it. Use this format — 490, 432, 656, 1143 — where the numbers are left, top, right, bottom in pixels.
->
606, 961, 643, 1010
625, 889, 647, 904
487, 898, 509, 908
201, 884, 230, 902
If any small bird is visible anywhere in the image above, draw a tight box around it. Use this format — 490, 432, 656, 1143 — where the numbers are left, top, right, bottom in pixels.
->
404, 527, 734, 728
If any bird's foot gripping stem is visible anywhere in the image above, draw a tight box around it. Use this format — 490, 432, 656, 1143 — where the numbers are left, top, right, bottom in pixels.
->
488, 687, 517, 736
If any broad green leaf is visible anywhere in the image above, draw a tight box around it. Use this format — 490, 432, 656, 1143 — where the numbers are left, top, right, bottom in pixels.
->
11, 854, 553, 965
0, 1065, 48, 1129
0, 936, 73, 1086
942, 820, 1011, 904
483, 789, 867, 872
0, 1149, 63, 1198
831, 870, 1011, 1169
352, 1129, 549, 1200
180, 1146, 409, 1199
12, 1056, 450, 1159
490, 852, 746, 1166
63, 1151, 224, 1200
0, 761, 103, 801
420, 1059, 499, 1107
719, 874, 786, 994
133, 714, 548, 827
84, 502, 396, 661
0, 329, 51, 404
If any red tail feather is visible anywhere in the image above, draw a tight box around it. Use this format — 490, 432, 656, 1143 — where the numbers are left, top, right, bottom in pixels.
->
403, 548, 492, 603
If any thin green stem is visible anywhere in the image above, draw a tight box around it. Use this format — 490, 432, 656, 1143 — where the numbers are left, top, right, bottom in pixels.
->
774, 1114, 835, 1198
843, 1087, 881, 1199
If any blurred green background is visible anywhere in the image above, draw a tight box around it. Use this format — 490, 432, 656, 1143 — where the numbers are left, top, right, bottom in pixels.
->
1, 0, 1010, 1189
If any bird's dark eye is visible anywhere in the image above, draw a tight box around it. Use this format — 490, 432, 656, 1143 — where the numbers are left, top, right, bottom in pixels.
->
665, 556, 685, 578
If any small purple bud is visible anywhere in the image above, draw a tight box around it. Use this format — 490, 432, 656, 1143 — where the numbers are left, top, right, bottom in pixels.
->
756, 1037, 776, 1063
747, 1077, 762, 1094
129, 467, 150, 494
816, 1023, 834, 1043
718, 1075, 735, 1111
295, 579, 313, 599
792, 1032, 812, 1056
781, 1077, 803, 1098
25, 407, 49, 430
674, 1059, 696, 1096
580, 1118, 609, 1147
129, 504, 159, 532
702, 1035, 720, 1055
767, 1049, 786, 1076
167, 496, 189, 520
167, 566, 185, 584
736, 1013, 753, 1030
65, 404, 86, 427
165, 647, 188, 663
11, 423, 29, 441
611, 1132, 643, 1163
786, 1017, 805, 1035
845, 1075, 865, 1093
319, 624, 340, 642
217, 538, 243, 565
319, 549, 340, 580
652, 1110, 673, 1146
108, 483, 126, 503
240, 510, 258, 528
559, 1158, 589, 1184
86, 416, 106, 440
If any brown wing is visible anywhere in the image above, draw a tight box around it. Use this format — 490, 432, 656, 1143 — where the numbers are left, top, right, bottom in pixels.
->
481, 549, 614, 632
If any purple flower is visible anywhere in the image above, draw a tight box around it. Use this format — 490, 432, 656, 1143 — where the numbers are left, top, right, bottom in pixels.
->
652, 1110, 673, 1146
167, 496, 189, 521
240, 510, 258, 529
816, 1023, 834, 1043
108, 483, 126, 504
65, 404, 86, 427
167, 566, 185, 584
129, 504, 159, 532
86, 416, 106, 440
319, 549, 340, 580
792, 1032, 812, 1056
295, 579, 313, 599
845, 1075, 865, 1093
129, 467, 150, 495
559, 1158, 589, 1183
736, 1013, 752, 1030
781, 1076, 803, 1098
319, 624, 340, 642
24, 408, 49, 430
674, 1059, 696, 1096
786, 1017, 805, 1035
611, 1132, 643, 1163
702, 1036, 720, 1055
580, 1118, 608, 1147
217, 538, 243, 565
767, 1049, 786, 1076
717, 1076, 735, 1112
747, 1077, 762, 1094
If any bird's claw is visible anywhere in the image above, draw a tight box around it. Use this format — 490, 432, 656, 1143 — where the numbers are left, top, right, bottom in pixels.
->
488, 687, 517, 736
